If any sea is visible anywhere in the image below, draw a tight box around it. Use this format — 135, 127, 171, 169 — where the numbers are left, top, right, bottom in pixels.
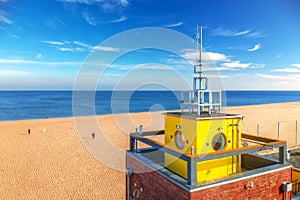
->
0, 90, 300, 122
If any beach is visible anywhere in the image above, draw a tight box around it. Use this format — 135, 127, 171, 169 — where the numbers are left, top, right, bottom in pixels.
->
1, 102, 300, 199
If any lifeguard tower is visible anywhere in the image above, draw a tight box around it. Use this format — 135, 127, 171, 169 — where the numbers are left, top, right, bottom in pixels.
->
126, 26, 292, 200
164, 26, 242, 182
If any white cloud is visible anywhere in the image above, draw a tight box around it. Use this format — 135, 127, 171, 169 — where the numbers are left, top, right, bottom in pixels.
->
58, 0, 130, 25
250, 63, 265, 69
43, 39, 120, 53
0, 58, 80, 66
181, 49, 264, 71
9, 34, 21, 40
0, 10, 13, 24
165, 22, 184, 28
291, 64, 300, 68
221, 61, 250, 69
109, 16, 127, 23
36, 53, 43, 59
59, 47, 77, 52
212, 26, 266, 38
119, 0, 129, 7
205, 52, 228, 61
43, 40, 98, 52
43, 40, 65, 45
135, 64, 173, 71
82, 12, 97, 25
57, 0, 129, 11
248, 43, 261, 52
220, 61, 264, 70
0, 70, 29, 75
93, 46, 119, 52
256, 73, 300, 80
73, 41, 90, 48
246, 31, 267, 38
258, 73, 281, 80
212, 26, 250, 37
272, 68, 300, 73
272, 64, 300, 73
57, 0, 102, 4
181, 51, 228, 62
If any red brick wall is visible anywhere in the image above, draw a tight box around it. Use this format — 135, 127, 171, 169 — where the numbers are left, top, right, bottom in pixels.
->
126, 154, 189, 200
190, 167, 292, 200
126, 153, 292, 200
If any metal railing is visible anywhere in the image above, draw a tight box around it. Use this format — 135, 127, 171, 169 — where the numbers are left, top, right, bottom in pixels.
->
129, 130, 287, 186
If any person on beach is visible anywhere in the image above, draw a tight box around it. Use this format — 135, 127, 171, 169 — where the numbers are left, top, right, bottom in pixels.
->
28, 129, 30, 135
92, 133, 95, 139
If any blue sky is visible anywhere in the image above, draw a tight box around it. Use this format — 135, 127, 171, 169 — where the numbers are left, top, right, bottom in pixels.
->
1, 0, 300, 90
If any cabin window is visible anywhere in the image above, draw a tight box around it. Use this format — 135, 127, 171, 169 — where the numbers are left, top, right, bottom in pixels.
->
175, 130, 185, 150
212, 133, 226, 151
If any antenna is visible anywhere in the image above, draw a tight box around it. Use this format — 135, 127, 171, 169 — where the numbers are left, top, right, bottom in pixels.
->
199, 25, 202, 67
193, 25, 208, 114
180, 25, 221, 115
193, 25, 207, 92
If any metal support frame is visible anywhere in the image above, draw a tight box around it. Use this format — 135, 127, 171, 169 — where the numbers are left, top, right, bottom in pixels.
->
180, 90, 222, 116
296, 120, 298, 146
187, 159, 197, 185
129, 131, 288, 186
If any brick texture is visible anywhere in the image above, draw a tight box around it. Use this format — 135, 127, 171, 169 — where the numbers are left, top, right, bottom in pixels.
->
126, 153, 292, 200
190, 167, 292, 200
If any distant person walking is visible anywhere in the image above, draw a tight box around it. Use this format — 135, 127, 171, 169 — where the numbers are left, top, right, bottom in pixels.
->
28, 129, 30, 135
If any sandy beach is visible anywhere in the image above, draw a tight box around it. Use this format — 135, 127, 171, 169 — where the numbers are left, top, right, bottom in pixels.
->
1, 102, 300, 199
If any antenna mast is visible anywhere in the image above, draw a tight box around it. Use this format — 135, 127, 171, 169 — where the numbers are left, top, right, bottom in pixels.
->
180, 25, 222, 115
199, 25, 202, 67
193, 25, 208, 114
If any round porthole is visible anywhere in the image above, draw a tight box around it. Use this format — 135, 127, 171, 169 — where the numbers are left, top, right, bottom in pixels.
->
212, 133, 226, 151
175, 130, 185, 150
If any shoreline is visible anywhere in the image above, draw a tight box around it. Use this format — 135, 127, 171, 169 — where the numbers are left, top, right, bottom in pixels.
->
1, 101, 300, 123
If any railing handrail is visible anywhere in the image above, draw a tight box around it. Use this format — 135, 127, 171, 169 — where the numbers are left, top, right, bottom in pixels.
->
129, 130, 287, 185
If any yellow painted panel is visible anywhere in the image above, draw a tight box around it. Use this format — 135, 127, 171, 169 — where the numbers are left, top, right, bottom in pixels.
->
197, 157, 232, 182
165, 154, 187, 178
164, 114, 242, 182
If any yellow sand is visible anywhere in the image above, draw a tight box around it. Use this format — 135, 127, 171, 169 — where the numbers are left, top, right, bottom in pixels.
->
1, 102, 300, 199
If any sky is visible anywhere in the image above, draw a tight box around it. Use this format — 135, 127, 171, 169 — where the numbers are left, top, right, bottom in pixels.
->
1, 0, 300, 90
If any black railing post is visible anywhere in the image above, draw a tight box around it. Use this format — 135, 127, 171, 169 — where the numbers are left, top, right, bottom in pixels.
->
279, 142, 287, 164
130, 134, 135, 152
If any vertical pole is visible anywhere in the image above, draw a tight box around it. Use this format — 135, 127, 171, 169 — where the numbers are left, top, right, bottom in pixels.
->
278, 121, 280, 140
130, 135, 135, 152
126, 167, 133, 200
279, 143, 287, 164
190, 146, 195, 156
296, 120, 298, 146
257, 124, 260, 136
187, 158, 196, 186
219, 91, 222, 113
199, 26, 202, 65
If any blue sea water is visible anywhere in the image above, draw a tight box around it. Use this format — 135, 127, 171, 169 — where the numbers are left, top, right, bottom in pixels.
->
0, 90, 300, 121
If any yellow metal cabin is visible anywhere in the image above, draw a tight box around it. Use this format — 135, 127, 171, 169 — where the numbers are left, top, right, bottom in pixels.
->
164, 110, 243, 182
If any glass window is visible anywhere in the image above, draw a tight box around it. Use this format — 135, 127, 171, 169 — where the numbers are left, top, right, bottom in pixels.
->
212, 133, 226, 151
175, 130, 185, 150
